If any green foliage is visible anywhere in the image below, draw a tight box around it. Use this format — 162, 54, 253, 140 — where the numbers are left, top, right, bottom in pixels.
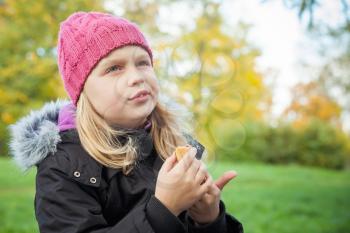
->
273, 0, 350, 122
154, 2, 271, 153
0, 0, 104, 156
217, 120, 350, 170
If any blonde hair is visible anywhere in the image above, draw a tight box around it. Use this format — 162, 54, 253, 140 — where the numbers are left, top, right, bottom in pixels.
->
76, 91, 191, 174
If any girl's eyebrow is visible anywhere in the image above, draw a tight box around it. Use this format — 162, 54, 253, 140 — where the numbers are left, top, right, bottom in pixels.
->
99, 58, 124, 69
134, 54, 149, 60
99, 54, 149, 69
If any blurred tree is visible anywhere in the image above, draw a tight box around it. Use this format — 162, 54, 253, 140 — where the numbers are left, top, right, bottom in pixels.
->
158, 1, 270, 156
283, 81, 342, 128
269, 0, 349, 29
0, 0, 104, 156
220, 119, 350, 170
269, 0, 350, 129
109, 0, 163, 36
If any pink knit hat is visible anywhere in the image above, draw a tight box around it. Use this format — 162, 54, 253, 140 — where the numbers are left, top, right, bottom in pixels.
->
57, 11, 153, 106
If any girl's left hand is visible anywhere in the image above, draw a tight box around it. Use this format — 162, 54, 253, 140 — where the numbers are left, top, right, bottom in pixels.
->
188, 171, 238, 225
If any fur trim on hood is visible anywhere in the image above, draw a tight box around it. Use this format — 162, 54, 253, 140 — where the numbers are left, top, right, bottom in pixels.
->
8, 99, 70, 171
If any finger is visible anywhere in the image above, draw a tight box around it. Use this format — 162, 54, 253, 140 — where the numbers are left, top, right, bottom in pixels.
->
199, 174, 213, 195
207, 183, 221, 197
189, 204, 200, 211
174, 146, 196, 172
188, 206, 201, 215
215, 170, 238, 190
195, 162, 208, 185
187, 156, 201, 177
189, 200, 206, 210
162, 152, 177, 172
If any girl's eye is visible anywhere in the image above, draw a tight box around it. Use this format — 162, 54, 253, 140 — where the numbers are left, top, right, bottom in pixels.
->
106, 65, 121, 73
138, 60, 150, 66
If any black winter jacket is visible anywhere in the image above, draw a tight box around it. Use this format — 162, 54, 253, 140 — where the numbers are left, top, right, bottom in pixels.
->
9, 99, 243, 233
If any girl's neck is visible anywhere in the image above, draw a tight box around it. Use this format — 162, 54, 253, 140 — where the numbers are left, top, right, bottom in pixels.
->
111, 117, 152, 133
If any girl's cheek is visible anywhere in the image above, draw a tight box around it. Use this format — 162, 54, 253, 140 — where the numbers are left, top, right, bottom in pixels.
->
151, 76, 159, 90
155, 85, 160, 96
112, 80, 127, 99
150, 84, 159, 99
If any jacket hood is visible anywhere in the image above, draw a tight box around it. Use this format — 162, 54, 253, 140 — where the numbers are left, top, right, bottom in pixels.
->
8, 99, 70, 171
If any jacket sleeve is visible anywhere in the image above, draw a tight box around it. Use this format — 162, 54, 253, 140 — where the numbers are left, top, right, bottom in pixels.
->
182, 200, 244, 233
35, 153, 187, 233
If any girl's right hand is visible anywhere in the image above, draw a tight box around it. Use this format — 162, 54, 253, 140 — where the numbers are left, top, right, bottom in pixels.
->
154, 147, 212, 216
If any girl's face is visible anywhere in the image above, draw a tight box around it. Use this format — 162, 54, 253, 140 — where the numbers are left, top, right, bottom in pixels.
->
84, 45, 159, 129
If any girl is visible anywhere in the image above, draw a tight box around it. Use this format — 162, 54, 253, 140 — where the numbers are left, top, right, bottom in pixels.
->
9, 11, 243, 233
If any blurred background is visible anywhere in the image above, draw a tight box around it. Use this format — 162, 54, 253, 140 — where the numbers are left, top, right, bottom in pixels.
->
0, 0, 349, 232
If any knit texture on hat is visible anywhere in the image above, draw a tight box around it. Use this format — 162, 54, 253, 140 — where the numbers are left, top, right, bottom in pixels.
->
57, 11, 153, 106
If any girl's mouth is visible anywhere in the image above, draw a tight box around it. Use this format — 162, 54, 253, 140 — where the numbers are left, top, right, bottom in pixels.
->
130, 93, 149, 103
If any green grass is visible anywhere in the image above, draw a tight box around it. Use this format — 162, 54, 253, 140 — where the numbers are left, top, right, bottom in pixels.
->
0, 158, 349, 233
0, 158, 37, 233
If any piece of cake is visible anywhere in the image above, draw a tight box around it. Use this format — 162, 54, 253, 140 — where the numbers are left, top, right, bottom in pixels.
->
175, 146, 191, 161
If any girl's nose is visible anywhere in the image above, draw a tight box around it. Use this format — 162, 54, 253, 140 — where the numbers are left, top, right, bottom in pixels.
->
127, 66, 146, 87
